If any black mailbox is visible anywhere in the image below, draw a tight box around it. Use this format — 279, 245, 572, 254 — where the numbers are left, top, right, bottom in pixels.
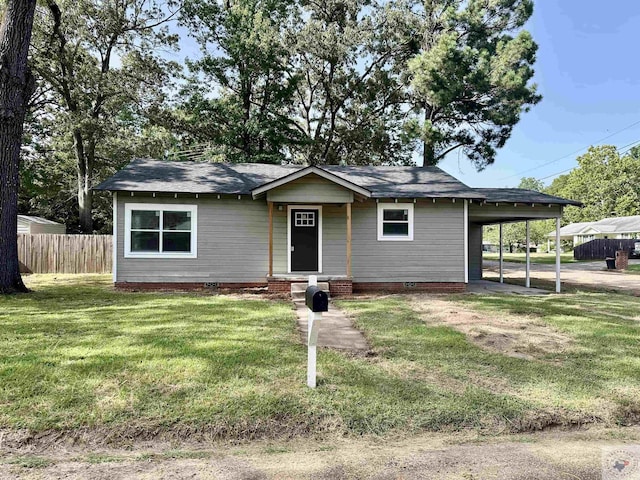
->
305, 285, 329, 312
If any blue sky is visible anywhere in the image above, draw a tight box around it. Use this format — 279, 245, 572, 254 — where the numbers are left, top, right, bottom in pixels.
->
439, 1, 640, 188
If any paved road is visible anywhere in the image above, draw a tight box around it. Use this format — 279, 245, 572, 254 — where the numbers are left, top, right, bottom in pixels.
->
484, 259, 640, 294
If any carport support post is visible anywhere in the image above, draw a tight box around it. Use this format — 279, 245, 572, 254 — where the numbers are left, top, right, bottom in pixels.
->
525, 220, 530, 288
555, 217, 561, 293
268, 201, 273, 276
307, 275, 319, 388
499, 223, 504, 283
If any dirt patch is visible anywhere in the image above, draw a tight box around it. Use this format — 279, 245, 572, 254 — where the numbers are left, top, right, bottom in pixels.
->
2, 427, 639, 480
406, 295, 572, 361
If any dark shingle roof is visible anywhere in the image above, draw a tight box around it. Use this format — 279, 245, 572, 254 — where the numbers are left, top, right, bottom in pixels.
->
478, 188, 582, 207
95, 159, 581, 205
95, 159, 300, 194
95, 158, 485, 199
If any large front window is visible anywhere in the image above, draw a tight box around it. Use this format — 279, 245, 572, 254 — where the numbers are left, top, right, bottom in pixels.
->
124, 204, 197, 258
377, 203, 414, 241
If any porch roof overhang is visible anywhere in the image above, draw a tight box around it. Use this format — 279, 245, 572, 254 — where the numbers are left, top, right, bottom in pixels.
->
251, 166, 372, 200
468, 188, 583, 225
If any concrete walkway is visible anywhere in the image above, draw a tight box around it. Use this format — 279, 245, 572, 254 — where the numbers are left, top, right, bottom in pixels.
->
294, 302, 369, 352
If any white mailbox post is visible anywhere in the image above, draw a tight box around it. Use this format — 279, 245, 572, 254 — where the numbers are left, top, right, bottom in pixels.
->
306, 275, 324, 388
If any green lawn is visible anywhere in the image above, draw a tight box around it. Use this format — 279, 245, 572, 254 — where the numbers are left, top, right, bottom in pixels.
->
483, 252, 578, 264
1, 275, 640, 440
627, 264, 640, 275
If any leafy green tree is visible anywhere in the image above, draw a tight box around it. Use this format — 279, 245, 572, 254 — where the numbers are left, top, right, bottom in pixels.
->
20, 109, 176, 233
484, 177, 551, 251
407, 0, 541, 168
547, 145, 640, 223
29, 0, 179, 232
0, 0, 37, 293
178, 0, 305, 164
288, 0, 419, 165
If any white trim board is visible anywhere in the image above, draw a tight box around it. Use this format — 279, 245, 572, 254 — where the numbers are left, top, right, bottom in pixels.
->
287, 205, 323, 273
112, 192, 117, 282
464, 199, 469, 284
123, 203, 198, 259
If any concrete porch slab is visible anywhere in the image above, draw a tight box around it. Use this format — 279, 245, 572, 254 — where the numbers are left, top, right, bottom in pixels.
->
467, 280, 550, 296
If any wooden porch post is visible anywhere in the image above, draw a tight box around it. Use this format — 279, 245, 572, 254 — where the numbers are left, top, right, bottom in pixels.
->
346, 202, 352, 277
268, 201, 273, 277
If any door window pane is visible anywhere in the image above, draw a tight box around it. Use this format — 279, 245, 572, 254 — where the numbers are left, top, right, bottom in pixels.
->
163, 232, 191, 252
131, 210, 159, 229
163, 211, 191, 230
131, 231, 160, 252
295, 212, 315, 227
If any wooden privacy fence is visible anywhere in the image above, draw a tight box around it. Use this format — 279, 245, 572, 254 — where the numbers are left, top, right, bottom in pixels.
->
18, 234, 113, 274
573, 238, 637, 261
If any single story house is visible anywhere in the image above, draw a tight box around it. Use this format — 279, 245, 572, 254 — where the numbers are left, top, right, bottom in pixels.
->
17, 215, 66, 234
96, 159, 580, 294
548, 215, 640, 246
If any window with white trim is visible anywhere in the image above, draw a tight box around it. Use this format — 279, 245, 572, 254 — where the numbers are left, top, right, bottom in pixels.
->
124, 204, 197, 258
377, 203, 414, 241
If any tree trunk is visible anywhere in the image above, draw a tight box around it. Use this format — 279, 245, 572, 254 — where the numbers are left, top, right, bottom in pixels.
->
0, 0, 37, 294
422, 140, 436, 166
78, 174, 93, 233
73, 128, 93, 232
422, 104, 437, 166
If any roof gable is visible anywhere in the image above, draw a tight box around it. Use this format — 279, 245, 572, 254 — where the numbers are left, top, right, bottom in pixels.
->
251, 166, 371, 199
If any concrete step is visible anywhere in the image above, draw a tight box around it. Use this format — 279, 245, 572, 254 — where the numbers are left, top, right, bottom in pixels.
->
292, 282, 330, 304
291, 282, 329, 293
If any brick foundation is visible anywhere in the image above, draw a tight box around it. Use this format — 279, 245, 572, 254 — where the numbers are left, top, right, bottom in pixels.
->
329, 280, 353, 296
115, 282, 267, 292
267, 280, 293, 293
116, 280, 464, 295
352, 282, 466, 293
616, 250, 629, 270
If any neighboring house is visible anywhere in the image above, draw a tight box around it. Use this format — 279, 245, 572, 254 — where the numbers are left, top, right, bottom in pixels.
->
17, 215, 66, 234
548, 215, 640, 246
95, 159, 580, 294
482, 242, 499, 253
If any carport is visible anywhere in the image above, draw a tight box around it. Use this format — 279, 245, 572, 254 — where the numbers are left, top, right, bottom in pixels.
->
467, 189, 582, 293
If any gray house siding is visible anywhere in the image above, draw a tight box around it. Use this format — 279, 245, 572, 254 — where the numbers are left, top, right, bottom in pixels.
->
116, 194, 268, 283
468, 223, 483, 281
266, 174, 354, 203
116, 194, 466, 284
351, 199, 465, 283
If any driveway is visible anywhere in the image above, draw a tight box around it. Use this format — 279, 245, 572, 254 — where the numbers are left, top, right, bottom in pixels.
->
484, 259, 640, 295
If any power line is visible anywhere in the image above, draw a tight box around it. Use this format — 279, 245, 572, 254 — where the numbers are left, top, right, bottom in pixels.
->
534, 138, 640, 182
499, 118, 640, 181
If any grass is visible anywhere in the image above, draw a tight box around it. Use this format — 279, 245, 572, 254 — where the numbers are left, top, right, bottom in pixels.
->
5, 456, 53, 469
482, 252, 578, 264
2, 274, 640, 441
626, 264, 640, 275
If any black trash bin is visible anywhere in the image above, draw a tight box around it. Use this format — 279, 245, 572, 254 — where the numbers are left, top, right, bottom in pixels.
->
606, 257, 616, 269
